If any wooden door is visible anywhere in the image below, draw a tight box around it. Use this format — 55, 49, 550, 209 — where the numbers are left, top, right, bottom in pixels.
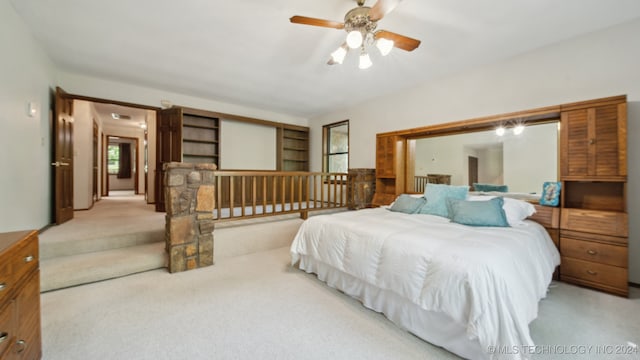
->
561, 103, 626, 179
155, 107, 183, 212
468, 156, 478, 187
52, 87, 74, 224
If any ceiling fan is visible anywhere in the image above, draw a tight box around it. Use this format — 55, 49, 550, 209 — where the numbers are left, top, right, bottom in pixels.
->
290, 0, 421, 68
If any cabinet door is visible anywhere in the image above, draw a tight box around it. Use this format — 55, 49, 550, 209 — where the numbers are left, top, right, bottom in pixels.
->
561, 103, 626, 178
376, 135, 396, 177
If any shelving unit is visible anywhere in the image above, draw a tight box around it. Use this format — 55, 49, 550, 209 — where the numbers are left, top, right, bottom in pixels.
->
182, 113, 219, 166
372, 134, 405, 206
559, 96, 628, 297
277, 125, 309, 171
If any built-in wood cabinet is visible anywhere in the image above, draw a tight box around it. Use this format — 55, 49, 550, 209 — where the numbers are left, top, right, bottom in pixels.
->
559, 95, 628, 297
372, 134, 405, 206
0, 230, 41, 360
277, 125, 309, 171
560, 99, 626, 180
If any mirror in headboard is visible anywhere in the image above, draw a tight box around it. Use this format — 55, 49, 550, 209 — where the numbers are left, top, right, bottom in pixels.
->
408, 121, 559, 195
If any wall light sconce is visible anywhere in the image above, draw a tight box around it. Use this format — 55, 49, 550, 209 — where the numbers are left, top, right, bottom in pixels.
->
495, 120, 526, 136
27, 101, 38, 117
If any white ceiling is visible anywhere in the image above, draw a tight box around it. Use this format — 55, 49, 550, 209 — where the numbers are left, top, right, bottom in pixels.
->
92, 102, 148, 130
11, 0, 640, 118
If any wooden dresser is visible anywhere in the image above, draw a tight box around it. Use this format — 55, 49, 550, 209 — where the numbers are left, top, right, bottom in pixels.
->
559, 96, 628, 297
0, 230, 41, 360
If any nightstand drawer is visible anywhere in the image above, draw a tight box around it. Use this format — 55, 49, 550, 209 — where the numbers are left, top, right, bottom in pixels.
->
561, 209, 627, 237
11, 233, 38, 285
561, 257, 627, 290
0, 261, 12, 305
561, 237, 627, 267
0, 300, 16, 357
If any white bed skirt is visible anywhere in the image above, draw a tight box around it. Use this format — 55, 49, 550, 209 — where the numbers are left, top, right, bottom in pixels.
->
298, 255, 488, 360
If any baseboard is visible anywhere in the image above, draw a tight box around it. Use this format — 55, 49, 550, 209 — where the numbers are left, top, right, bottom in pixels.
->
629, 282, 640, 288
39, 223, 54, 234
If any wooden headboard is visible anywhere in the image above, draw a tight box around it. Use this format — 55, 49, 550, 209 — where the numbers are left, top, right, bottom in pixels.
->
528, 204, 560, 248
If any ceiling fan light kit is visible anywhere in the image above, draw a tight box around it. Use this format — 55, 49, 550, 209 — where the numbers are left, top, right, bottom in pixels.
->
290, 0, 421, 69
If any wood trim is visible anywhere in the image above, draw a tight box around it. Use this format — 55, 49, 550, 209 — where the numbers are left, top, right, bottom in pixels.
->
180, 106, 309, 131
618, 102, 627, 176
63, 92, 160, 111
379, 105, 561, 138
559, 95, 627, 111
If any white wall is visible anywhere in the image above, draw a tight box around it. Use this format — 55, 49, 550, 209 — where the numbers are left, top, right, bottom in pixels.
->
57, 71, 307, 128
72, 100, 101, 209
146, 110, 156, 203
309, 18, 640, 283
0, 0, 56, 232
219, 120, 277, 170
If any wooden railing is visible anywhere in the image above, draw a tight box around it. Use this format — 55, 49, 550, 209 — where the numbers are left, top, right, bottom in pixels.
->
413, 174, 452, 193
414, 175, 429, 193
213, 171, 348, 221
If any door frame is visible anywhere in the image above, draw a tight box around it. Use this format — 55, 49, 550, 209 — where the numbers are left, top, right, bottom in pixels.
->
105, 135, 139, 195
54, 91, 160, 205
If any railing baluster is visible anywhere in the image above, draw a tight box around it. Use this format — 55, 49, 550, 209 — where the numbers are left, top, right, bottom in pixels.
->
251, 176, 257, 216
280, 175, 286, 213
229, 175, 235, 217
216, 175, 222, 220
320, 174, 325, 208
262, 175, 267, 214
241, 176, 246, 217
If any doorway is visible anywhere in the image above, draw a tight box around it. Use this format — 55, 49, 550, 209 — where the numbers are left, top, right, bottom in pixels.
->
58, 94, 159, 212
106, 136, 139, 195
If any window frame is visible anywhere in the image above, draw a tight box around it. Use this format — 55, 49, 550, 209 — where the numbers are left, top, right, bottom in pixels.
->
322, 120, 349, 180
107, 143, 120, 175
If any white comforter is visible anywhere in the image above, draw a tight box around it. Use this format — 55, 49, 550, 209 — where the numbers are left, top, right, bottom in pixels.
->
290, 208, 560, 359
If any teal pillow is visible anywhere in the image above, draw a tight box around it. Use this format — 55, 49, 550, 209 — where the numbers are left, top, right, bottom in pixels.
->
446, 197, 510, 227
389, 195, 426, 214
473, 183, 509, 192
418, 184, 469, 218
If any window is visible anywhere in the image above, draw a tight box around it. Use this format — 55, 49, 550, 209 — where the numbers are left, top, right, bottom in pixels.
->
107, 144, 120, 175
323, 120, 349, 173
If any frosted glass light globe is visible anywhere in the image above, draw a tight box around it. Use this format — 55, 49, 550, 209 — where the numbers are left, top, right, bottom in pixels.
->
346, 30, 363, 49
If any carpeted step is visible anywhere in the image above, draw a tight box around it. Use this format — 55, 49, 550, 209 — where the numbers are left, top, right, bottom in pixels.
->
40, 229, 165, 260
40, 242, 167, 292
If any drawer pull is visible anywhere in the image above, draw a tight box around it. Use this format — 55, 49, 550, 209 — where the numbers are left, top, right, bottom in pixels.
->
0, 332, 8, 344
586, 249, 598, 255
0, 283, 6, 291
586, 270, 598, 276
24, 255, 34, 263
16, 339, 26, 353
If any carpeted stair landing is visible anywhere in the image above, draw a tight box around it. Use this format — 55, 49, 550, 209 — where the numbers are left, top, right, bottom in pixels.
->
40, 227, 167, 292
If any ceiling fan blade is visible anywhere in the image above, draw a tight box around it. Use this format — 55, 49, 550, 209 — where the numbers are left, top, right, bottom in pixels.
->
290, 16, 345, 30
369, 0, 402, 21
375, 30, 421, 51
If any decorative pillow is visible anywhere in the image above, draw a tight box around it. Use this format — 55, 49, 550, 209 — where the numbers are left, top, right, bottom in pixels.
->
389, 194, 426, 214
473, 183, 509, 192
467, 195, 536, 226
446, 197, 510, 227
418, 184, 469, 218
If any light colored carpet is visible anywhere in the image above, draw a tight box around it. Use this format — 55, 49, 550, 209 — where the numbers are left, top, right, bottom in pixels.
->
41, 246, 640, 360
39, 194, 165, 259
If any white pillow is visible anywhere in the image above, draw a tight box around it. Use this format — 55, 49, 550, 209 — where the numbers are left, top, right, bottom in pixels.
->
386, 194, 424, 209
467, 195, 536, 226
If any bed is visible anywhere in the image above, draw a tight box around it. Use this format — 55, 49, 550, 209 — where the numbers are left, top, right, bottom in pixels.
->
290, 196, 560, 359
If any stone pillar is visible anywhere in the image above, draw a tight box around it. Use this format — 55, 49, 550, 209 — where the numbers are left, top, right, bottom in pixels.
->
347, 168, 376, 210
164, 162, 216, 273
